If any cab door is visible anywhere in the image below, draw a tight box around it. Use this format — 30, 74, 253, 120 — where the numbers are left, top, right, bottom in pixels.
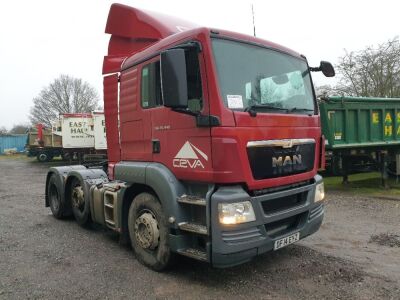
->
149, 46, 213, 182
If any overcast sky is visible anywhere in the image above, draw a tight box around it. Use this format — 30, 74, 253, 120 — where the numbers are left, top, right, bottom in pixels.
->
0, 0, 399, 128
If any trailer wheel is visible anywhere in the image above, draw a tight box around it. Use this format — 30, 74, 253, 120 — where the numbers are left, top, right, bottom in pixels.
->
37, 152, 50, 162
69, 177, 91, 226
128, 193, 173, 271
61, 152, 70, 161
47, 174, 64, 219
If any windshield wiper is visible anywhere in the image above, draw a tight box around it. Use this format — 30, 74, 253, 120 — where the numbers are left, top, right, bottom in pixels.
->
288, 107, 315, 115
244, 104, 289, 117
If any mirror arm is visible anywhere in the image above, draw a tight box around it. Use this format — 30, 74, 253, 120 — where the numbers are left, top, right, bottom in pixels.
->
196, 114, 221, 127
309, 67, 321, 72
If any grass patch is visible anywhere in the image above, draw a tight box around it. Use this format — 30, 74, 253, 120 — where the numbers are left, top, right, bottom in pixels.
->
0, 153, 30, 160
324, 172, 400, 196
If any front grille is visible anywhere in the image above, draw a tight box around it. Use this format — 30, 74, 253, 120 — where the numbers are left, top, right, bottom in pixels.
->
309, 204, 324, 220
261, 191, 308, 215
252, 179, 313, 196
247, 142, 315, 180
221, 227, 263, 244
265, 212, 307, 238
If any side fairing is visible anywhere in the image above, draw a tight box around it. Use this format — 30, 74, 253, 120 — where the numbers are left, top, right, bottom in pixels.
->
103, 74, 120, 165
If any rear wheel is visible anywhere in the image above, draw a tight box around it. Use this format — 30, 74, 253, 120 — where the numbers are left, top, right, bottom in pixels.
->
69, 177, 91, 226
47, 174, 64, 219
61, 152, 70, 161
37, 152, 50, 162
128, 192, 173, 271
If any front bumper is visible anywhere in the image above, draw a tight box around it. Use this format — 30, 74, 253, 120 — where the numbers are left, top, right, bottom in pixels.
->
210, 175, 324, 268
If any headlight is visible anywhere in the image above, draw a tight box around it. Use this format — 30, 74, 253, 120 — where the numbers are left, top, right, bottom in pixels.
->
314, 182, 325, 203
218, 201, 256, 225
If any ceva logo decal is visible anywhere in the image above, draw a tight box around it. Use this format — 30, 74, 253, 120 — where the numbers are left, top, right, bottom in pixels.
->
173, 141, 208, 169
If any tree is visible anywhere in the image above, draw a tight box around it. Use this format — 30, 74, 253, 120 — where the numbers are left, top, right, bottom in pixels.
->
314, 84, 336, 99
9, 124, 30, 134
30, 75, 99, 127
335, 37, 400, 97
0, 126, 8, 135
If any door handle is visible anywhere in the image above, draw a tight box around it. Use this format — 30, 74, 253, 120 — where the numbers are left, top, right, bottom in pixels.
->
152, 139, 161, 153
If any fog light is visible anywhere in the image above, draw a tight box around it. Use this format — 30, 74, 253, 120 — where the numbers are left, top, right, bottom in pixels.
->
314, 182, 325, 203
218, 201, 256, 225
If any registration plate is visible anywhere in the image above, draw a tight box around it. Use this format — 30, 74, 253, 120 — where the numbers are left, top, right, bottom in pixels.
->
274, 232, 300, 250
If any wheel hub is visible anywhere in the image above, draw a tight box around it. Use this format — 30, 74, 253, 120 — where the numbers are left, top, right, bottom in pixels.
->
134, 212, 160, 250
71, 186, 85, 209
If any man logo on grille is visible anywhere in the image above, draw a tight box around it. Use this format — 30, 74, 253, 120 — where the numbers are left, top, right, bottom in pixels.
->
173, 141, 208, 169
272, 154, 302, 168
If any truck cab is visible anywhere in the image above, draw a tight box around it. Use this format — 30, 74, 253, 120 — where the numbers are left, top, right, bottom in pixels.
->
46, 3, 333, 270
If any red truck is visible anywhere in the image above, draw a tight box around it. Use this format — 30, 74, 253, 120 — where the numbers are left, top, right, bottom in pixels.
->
45, 3, 334, 270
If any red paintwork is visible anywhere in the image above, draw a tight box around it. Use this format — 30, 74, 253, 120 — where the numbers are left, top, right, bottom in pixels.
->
103, 3, 197, 74
103, 4, 322, 191
320, 135, 326, 170
103, 74, 121, 167
37, 124, 43, 141
61, 113, 93, 118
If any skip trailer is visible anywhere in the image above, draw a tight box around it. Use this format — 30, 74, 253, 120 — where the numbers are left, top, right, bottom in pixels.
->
45, 4, 335, 270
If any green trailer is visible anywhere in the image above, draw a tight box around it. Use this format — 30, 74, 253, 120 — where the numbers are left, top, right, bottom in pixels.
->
319, 96, 400, 184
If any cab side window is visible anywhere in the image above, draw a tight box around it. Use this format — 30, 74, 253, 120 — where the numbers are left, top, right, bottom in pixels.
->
141, 61, 162, 108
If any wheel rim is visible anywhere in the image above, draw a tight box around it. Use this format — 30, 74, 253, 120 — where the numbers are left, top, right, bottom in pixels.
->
71, 184, 85, 212
49, 183, 60, 211
39, 154, 47, 161
134, 210, 160, 250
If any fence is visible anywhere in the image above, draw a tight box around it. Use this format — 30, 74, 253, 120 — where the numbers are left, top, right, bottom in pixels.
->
0, 135, 27, 154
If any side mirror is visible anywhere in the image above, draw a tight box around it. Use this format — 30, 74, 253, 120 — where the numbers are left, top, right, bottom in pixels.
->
160, 49, 188, 108
310, 61, 335, 77
320, 61, 335, 77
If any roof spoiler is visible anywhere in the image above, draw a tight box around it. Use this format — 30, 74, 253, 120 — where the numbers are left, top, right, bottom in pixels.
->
103, 3, 197, 74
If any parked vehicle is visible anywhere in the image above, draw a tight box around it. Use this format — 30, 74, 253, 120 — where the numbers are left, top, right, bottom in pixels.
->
27, 113, 107, 162
26, 123, 63, 162
45, 3, 334, 270
320, 96, 400, 183
93, 111, 107, 150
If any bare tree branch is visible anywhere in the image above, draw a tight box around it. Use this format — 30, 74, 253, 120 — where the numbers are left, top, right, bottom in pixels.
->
335, 37, 400, 97
29, 75, 99, 127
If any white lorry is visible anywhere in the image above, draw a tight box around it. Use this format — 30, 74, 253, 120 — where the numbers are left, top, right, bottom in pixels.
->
27, 112, 107, 162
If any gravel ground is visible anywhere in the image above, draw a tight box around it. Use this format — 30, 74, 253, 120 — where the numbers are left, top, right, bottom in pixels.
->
0, 158, 399, 299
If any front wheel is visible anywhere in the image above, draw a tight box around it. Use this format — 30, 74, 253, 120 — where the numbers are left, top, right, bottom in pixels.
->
128, 193, 173, 271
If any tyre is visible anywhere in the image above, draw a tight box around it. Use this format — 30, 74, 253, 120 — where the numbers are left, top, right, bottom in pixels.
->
61, 152, 70, 161
69, 177, 91, 226
47, 174, 64, 219
37, 152, 50, 162
128, 192, 173, 271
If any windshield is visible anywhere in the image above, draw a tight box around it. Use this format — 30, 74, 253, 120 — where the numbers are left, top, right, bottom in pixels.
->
211, 38, 315, 114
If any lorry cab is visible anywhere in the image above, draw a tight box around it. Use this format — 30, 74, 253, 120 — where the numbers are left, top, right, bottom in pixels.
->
105, 25, 325, 190
46, 3, 333, 271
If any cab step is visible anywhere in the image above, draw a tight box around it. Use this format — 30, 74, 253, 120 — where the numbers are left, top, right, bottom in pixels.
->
178, 222, 208, 235
177, 194, 206, 206
177, 248, 207, 261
